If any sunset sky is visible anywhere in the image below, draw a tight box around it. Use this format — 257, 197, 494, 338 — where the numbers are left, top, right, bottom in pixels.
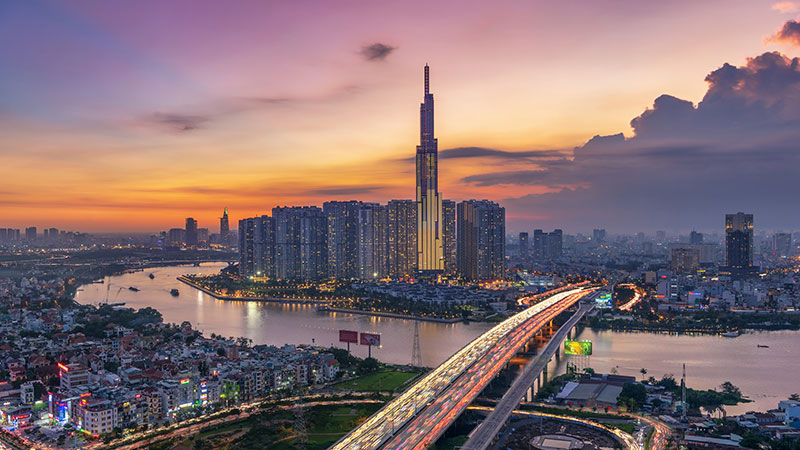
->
2, 0, 800, 233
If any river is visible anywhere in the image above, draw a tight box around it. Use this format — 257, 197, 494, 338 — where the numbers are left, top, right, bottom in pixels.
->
74, 263, 799, 415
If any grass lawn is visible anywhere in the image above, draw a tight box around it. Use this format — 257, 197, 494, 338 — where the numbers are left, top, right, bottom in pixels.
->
610, 422, 636, 435
335, 370, 419, 392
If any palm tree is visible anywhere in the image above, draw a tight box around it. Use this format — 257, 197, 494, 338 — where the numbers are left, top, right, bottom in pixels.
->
640, 368, 647, 380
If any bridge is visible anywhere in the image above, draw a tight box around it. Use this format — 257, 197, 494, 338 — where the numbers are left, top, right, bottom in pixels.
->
330, 286, 595, 450
461, 301, 595, 449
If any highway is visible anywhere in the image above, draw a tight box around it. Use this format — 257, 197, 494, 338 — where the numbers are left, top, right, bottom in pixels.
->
461, 299, 595, 450
330, 286, 591, 450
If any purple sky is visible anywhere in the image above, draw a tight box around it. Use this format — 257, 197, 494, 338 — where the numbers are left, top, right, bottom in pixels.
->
1, 0, 799, 233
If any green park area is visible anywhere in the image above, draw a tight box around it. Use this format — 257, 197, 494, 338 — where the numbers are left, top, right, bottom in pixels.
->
334, 369, 420, 392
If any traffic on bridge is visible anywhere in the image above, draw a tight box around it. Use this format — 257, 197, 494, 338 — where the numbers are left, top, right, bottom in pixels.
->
330, 286, 594, 450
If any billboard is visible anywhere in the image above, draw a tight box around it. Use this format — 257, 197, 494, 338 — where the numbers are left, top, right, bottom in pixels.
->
564, 339, 593, 356
595, 293, 613, 309
360, 332, 381, 346
339, 330, 358, 344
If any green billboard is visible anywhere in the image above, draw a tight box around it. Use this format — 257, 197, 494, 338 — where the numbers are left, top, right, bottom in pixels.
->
564, 339, 593, 356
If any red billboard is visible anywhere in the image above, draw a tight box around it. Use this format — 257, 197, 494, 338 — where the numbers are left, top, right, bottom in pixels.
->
360, 332, 381, 346
339, 330, 358, 344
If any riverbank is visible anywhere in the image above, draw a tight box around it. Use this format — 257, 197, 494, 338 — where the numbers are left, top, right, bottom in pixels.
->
316, 305, 465, 323
176, 276, 332, 304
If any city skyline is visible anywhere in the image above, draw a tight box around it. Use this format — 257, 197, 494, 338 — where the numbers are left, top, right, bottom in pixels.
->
3, 1, 800, 233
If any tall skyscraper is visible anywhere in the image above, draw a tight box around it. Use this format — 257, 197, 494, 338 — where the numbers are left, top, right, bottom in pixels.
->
725, 212, 753, 268
456, 200, 505, 280
387, 200, 417, 278
185, 218, 198, 246
442, 199, 457, 276
25, 226, 37, 241
592, 228, 606, 243
416, 64, 444, 274
723, 212, 756, 279
324, 201, 361, 279
220, 207, 230, 241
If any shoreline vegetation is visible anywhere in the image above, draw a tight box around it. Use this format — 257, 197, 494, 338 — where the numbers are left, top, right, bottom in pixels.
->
179, 269, 499, 323
588, 310, 800, 334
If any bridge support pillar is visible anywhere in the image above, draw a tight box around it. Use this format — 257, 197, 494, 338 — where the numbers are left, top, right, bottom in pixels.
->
542, 364, 548, 384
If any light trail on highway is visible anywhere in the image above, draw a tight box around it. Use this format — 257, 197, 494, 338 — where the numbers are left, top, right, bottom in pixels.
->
329, 286, 591, 450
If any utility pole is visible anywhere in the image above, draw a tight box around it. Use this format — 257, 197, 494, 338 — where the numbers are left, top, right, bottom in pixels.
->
681, 363, 687, 422
411, 321, 422, 367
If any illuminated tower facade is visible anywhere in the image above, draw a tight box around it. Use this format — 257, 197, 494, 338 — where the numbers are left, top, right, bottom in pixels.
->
416, 64, 444, 274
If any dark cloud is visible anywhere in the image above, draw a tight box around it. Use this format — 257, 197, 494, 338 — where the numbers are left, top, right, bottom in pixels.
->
305, 186, 382, 196
360, 43, 396, 61
440, 147, 566, 160
768, 19, 800, 46
143, 112, 209, 132
468, 52, 800, 232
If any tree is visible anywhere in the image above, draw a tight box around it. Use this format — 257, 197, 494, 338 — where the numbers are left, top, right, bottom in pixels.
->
640, 368, 648, 380
618, 383, 647, 411
720, 381, 742, 398
789, 393, 800, 401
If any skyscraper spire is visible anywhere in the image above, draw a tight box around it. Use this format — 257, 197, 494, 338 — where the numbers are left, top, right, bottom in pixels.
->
424, 64, 429, 95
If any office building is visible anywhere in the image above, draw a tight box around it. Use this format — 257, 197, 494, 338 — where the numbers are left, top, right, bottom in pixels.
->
723, 212, 756, 279
198, 228, 209, 243
456, 200, 505, 280
358, 203, 388, 279
185, 218, 198, 246
220, 207, 230, 241
416, 64, 444, 274
690, 231, 704, 245
324, 201, 361, 279
387, 200, 417, 278
442, 199, 456, 276
724, 212, 754, 268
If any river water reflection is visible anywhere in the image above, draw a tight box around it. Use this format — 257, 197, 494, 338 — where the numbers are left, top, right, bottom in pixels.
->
75, 263, 799, 415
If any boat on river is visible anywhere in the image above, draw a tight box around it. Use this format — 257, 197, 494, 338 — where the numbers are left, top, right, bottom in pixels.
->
170, 289, 180, 297
128, 286, 140, 292
721, 331, 740, 337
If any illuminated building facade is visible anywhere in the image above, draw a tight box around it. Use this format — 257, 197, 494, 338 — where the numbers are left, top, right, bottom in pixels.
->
456, 200, 505, 280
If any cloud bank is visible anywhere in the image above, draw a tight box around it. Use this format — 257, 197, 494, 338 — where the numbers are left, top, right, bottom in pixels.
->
472, 52, 800, 232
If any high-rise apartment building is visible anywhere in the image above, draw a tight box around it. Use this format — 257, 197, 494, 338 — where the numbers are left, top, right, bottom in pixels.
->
456, 200, 505, 280
358, 203, 388, 279
168, 228, 185, 246
273, 206, 327, 280
592, 228, 606, 243
672, 247, 701, 273
416, 65, 444, 274
25, 226, 37, 241
690, 231, 704, 245
533, 229, 563, 260
387, 200, 417, 278
519, 232, 529, 256
442, 199, 456, 276
324, 201, 361, 279
185, 218, 198, 246
772, 232, 792, 257
238, 216, 275, 278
